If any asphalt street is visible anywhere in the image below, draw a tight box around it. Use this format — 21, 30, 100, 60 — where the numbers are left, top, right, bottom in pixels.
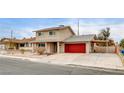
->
0, 57, 124, 75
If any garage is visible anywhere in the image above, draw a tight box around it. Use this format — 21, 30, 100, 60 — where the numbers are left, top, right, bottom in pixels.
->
64, 34, 95, 53
65, 43, 86, 53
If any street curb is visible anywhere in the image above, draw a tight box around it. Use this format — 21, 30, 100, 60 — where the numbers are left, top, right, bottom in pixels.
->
67, 64, 124, 74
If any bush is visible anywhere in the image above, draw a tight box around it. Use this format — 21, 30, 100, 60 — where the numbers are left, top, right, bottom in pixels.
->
20, 49, 25, 54
120, 39, 124, 49
36, 47, 45, 55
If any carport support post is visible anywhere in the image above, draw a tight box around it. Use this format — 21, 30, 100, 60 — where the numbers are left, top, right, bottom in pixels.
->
57, 42, 60, 53
86, 42, 90, 54
45, 42, 47, 53
106, 41, 108, 53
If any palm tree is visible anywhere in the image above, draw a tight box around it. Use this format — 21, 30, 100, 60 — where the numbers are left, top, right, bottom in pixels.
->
101, 27, 110, 40
97, 27, 111, 53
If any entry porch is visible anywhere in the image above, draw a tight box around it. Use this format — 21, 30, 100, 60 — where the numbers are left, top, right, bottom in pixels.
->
32, 41, 64, 54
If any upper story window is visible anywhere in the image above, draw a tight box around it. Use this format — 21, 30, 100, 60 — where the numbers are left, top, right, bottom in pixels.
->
49, 31, 56, 35
38, 32, 43, 36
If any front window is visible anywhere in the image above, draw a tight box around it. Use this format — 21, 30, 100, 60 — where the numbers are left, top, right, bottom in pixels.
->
20, 43, 25, 47
38, 43, 45, 47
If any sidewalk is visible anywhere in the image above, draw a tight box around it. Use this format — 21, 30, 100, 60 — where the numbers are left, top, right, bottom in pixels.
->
0, 53, 124, 70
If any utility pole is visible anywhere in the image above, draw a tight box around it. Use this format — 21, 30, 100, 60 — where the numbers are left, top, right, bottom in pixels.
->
10, 30, 13, 49
77, 18, 80, 36
11, 30, 13, 40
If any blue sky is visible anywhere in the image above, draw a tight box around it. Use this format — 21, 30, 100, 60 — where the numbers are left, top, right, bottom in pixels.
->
0, 18, 124, 42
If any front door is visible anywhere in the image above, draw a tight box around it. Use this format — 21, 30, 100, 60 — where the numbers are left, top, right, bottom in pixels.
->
53, 42, 57, 53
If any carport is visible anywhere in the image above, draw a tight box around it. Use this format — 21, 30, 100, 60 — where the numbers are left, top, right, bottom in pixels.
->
91, 40, 116, 53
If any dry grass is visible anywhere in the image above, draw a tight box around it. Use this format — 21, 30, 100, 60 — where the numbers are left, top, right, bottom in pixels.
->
34, 47, 45, 55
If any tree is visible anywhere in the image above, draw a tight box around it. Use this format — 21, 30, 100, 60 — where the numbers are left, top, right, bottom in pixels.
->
94, 35, 98, 40
98, 27, 110, 40
120, 39, 124, 49
98, 32, 104, 40
102, 27, 110, 40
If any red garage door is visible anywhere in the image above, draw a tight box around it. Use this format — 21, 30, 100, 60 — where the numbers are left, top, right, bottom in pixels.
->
65, 43, 86, 53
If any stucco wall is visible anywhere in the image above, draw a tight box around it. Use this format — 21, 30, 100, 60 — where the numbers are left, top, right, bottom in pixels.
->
58, 28, 74, 41
44, 42, 54, 53
60, 42, 64, 53
94, 45, 115, 53
19, 47, 33, 51
0, 44, 5, 50
86, 42, 91, 53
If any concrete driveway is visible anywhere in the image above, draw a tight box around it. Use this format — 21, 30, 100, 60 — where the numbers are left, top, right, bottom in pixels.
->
39, 53, 123, 69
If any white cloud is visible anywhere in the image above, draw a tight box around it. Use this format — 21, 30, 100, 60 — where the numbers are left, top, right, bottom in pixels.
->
14, 27, 36, 38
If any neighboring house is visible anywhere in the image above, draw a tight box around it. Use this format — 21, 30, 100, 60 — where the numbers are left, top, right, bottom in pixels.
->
18, 37, 35, 51
0, 38, 5, 49
0, 38, 18, 50
0, 41, 5, 50
0, 37, 35, 51
32, 26, 95, 53
0, 44, 5, 50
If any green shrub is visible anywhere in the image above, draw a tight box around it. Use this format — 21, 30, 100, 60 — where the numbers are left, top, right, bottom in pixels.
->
120, 39, 124, 49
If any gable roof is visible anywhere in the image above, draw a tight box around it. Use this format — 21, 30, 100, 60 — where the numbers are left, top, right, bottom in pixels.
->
17, 37, 36, 43
33, 26, 75, 35
0, 37, 35, 44
0, 38, 20, 43
64, 34, 95, 42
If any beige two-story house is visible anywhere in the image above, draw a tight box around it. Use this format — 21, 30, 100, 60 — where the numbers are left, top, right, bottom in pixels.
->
32, 26, 95, 54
